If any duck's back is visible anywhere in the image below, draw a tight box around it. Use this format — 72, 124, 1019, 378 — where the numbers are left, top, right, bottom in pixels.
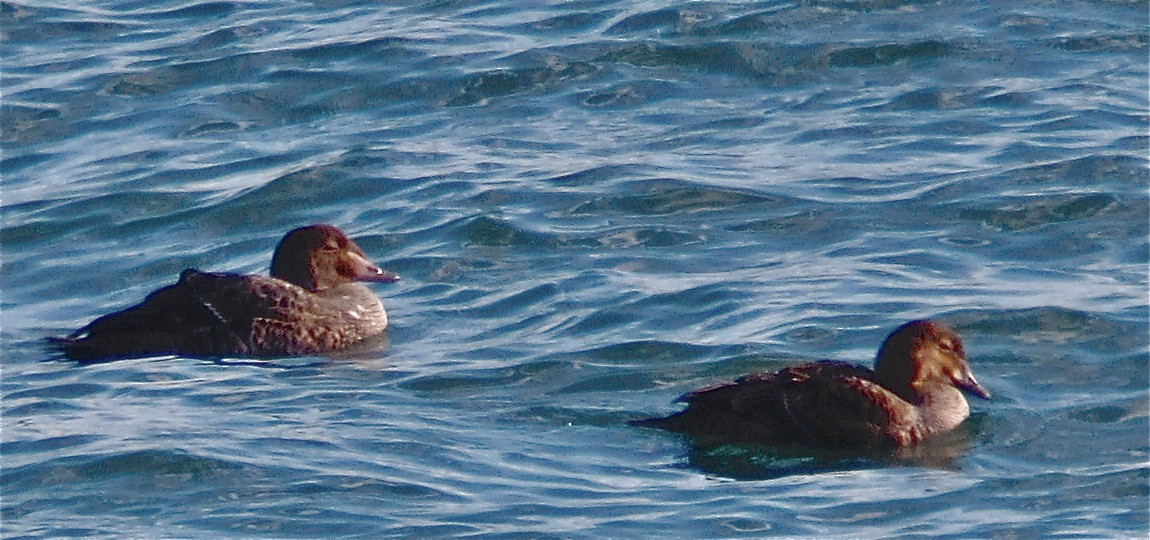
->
635, 361, 922, 448
55, 269, 387, 361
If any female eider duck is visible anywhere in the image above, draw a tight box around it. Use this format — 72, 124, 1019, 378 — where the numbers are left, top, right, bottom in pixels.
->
53, 224, 399, 361
633, 320, 990, 448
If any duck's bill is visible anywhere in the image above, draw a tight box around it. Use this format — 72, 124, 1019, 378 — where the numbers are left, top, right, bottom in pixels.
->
364, 267, 401, 283
959, 372, 991, 400
347, 251, 401, 283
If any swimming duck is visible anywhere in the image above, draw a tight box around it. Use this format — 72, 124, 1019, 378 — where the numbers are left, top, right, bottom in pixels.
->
633, 320, 990, 448
52, 224, 399, 362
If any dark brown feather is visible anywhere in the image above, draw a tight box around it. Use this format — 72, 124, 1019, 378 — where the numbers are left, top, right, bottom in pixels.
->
636, 361, 913, 448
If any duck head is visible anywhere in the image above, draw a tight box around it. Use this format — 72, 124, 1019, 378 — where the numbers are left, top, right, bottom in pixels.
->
872, 319, 991, 404
270, 224, 400, 292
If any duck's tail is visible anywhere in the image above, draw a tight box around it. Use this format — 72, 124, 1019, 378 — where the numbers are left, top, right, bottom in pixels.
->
629, 411, 691, 432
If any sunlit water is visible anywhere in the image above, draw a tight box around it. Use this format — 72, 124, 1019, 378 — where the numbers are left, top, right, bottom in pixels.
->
3, 0, 1147, 538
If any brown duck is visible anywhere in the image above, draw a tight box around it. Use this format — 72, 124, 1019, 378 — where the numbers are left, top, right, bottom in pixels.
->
633, 320, 991, 448
52, 224, 399, 361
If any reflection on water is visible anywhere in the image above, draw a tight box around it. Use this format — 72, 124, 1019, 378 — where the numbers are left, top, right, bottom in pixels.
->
649, 413, 986, 481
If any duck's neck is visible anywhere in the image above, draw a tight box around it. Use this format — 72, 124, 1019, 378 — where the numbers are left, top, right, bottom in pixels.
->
916, 382, 972, 435
320, 283, 389, 329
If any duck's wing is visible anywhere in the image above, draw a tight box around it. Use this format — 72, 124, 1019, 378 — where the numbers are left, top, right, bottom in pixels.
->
635, 361, 917, 447
177, 271, 381, 356
160, 270, 350, 356
54, 270, 313, 361
52, 270, 241, 361
728, 362, 921, 447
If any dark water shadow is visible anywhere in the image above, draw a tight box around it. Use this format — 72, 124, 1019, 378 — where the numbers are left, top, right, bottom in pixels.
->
666, 413, 989, 481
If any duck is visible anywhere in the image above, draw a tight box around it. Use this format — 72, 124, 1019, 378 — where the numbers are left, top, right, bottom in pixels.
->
52, 224, 399, 362
632, 320, 990, 448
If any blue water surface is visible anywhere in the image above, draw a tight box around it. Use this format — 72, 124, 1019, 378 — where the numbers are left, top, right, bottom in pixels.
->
2, 0, 1148, 538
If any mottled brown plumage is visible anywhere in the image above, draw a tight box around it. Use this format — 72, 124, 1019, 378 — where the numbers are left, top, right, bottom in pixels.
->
634, 320, 990, 448
52, 225, 399, 362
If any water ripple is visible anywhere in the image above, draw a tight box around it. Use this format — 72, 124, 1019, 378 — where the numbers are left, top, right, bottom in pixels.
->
3, 0, 1147, 537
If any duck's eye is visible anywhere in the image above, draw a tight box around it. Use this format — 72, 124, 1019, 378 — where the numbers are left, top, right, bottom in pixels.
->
938, 339, 955, 352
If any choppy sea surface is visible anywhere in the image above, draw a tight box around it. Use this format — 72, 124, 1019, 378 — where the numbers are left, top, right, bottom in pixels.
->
3, 0, 1148, 538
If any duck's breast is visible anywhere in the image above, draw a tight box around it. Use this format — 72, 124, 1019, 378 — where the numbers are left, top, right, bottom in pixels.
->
235, 281, 387, 356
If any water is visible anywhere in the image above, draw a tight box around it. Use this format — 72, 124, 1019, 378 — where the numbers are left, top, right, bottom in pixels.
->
3, 0, 1147, 537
